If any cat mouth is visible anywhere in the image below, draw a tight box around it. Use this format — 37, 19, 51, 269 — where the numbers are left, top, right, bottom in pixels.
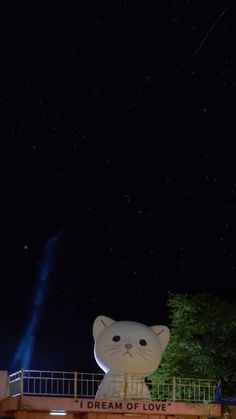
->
122, 351, 133, 357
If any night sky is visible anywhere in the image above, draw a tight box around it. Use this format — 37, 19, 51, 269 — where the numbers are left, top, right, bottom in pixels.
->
1, 1, 236, 374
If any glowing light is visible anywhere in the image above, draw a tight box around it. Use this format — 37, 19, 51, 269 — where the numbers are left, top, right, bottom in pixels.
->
10, 231, 63, 371
50, 410, 67, 416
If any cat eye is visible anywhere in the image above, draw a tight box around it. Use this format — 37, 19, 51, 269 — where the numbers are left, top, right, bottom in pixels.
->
139, 339, 147, 346
112, 335, 121, 342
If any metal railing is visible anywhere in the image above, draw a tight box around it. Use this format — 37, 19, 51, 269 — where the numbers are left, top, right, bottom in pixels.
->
9, 370, 103, 398
9, 370, 218, 403
148, 376, 218, 402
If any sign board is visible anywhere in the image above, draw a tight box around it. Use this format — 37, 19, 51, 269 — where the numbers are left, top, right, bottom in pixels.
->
72, 398, 221, 416
75, 399, 170, 413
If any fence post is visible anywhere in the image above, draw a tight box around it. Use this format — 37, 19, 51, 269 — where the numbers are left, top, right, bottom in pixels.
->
74, 371, 77, 399
20, 369, 24, 396
172, 376, 176, 401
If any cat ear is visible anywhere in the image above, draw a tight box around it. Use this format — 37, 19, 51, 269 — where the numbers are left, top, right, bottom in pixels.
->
151, 325, 170, 352
93, 315, 115, 340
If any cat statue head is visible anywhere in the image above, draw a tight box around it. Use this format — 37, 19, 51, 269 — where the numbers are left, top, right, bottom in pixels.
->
93, 315, 170, 376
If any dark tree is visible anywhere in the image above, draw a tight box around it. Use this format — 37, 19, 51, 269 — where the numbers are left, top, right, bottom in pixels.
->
152, 293, 236, 395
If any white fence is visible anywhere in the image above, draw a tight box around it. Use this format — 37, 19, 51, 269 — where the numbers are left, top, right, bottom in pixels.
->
9, 370, 218, 403
9, 370, 103, 398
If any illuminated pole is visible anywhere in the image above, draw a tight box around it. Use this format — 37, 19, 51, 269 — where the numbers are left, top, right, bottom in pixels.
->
20, 369, 24, 396
172, 376, 176, 401
74, 371, 77, 399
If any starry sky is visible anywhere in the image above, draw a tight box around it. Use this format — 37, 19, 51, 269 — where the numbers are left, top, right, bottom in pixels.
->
1, 1, 236, 374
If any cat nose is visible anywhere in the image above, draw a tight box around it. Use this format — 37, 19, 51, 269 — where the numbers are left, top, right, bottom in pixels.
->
125, 343, 133, 350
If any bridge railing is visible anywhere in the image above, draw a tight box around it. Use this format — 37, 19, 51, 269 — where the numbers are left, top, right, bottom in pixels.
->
148, 376, 218, 402
9, 370, 104, 398
9, 370, 218, 403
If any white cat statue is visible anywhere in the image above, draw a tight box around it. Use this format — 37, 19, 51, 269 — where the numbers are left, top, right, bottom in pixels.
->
93, 315, 170, 400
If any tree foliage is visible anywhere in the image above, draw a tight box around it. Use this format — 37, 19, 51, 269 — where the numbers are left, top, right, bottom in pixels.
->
152, 293, 236, 394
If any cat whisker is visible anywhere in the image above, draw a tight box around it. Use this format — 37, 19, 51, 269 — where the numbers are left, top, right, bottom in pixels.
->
104, 347, 121, 353
105, 344, 121, 347
139, 353, 153, 359
139, 348, 154, 353
105, 345, 121, 350
105, 344, 121, 349
139, 349, 154, 358
135, 350, 149, 361
109, 349, 121, 356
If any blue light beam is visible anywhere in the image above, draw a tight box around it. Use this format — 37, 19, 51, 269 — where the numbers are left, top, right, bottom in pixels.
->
11, 231, 63, 371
